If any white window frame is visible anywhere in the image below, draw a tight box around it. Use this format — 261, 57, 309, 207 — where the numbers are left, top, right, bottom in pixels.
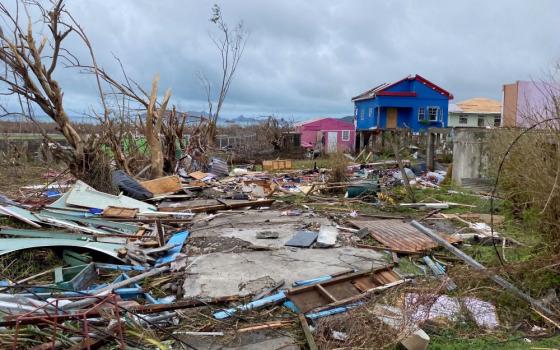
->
368, 107, 373, 117
478, 117, 485, 127
418, 107, 425, 121
360, 109, 365, 121
459, 115, 468, 124
341, 130, 350, 141
428, 107, 439, 121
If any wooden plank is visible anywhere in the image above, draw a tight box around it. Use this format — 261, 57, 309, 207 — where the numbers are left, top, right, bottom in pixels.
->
140, 176, 182, 194
262, 159, 292, 171
316, 284, 338, 302
287, 267, 400, 313
188, 171, 208, 180
102, 206, 138, 218
298, 314, 318, 350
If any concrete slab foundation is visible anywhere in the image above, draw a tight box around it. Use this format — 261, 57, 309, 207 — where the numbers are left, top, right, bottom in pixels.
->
183, 247, 386, 299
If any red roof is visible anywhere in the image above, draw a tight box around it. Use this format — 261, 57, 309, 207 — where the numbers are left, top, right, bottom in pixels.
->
351, 74, 453, 101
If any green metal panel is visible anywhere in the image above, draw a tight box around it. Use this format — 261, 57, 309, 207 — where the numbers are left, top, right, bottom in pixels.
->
39, 210, 139, 234
0, 228, 90, 240
0, 238, 124, 261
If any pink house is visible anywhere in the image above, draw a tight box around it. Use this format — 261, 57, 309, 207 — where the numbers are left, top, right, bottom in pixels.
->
295, 117, 356, 153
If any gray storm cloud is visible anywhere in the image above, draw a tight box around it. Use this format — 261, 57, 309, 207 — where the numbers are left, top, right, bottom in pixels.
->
4, 0, 560, 120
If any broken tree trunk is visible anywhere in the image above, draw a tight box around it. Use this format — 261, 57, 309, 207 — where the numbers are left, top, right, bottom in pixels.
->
145, 75, 171, 179
410, 220, 557, 320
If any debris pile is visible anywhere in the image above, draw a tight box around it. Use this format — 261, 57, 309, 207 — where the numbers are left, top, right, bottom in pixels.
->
0, 156, 557, 349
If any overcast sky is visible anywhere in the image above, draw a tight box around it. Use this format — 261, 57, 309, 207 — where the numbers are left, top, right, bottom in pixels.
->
4, 0, 560, 121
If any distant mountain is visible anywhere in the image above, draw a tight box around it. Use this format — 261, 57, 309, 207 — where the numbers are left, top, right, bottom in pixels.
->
339, 115, 355, 124
222, 115, 262, 125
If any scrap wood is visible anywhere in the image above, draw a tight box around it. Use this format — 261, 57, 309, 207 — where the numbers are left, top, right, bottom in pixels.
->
102, 206, 138, 218
188, 171, 209, 180
308, 279, 407, 314
237, 320, 293, 333
298, 313, 318, 350
410, 220, 558, 321
140, 175, 182, 195
287, 267, 401, 313
532, 307, 560, 330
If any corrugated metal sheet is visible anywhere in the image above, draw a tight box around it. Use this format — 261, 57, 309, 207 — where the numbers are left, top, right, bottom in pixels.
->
58, 180, 156, 212
0, 238, 124, 260
350, 219, 438, 252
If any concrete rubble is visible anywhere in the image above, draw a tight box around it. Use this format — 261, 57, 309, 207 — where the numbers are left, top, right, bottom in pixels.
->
0, 155, 543, 349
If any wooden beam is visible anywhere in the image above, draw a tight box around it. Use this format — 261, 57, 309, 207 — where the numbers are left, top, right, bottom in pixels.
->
411, 220, 557, 320
298, 314, 318, 350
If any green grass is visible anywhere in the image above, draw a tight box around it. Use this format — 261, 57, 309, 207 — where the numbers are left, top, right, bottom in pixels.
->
293, 157, 332, 170
430, 334, 560, 349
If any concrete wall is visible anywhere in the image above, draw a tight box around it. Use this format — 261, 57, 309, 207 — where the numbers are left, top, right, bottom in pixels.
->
452, 129, 492, 185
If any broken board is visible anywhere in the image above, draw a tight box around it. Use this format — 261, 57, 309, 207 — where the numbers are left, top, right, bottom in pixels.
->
287, 267, 401, 313
188, 171, 209, 180
102, 206, 138, 219
140, 176, 182, 195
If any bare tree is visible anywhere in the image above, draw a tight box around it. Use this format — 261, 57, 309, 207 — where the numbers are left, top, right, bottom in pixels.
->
0, 0, 110, 185
0, 0, 178, 184
199, 4, 248, 142
86, 67, 172, 179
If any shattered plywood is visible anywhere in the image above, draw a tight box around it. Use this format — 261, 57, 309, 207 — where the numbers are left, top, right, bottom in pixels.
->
350, 219, 438, 252
102, 206, 138, 218
140, 175, 182, 194
188, 171, 209, 180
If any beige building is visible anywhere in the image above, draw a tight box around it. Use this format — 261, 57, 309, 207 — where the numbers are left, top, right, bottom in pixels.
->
448, 98, 501, 128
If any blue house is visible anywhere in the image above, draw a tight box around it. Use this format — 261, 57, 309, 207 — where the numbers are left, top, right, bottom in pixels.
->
352, 75, 453, 137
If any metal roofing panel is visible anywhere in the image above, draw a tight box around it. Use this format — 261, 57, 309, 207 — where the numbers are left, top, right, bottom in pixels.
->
0, 238, 124, 260
349, 219, 438, 252
65, 181, 156, 212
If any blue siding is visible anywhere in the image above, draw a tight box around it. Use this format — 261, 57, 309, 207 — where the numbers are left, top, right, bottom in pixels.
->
354, 77, 451, 133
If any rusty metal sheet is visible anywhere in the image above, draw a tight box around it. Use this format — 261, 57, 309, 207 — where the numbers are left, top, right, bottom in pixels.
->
350, 219, 438, 252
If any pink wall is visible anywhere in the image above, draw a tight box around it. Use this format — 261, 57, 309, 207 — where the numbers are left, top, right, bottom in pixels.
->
296, 118, 355, 153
